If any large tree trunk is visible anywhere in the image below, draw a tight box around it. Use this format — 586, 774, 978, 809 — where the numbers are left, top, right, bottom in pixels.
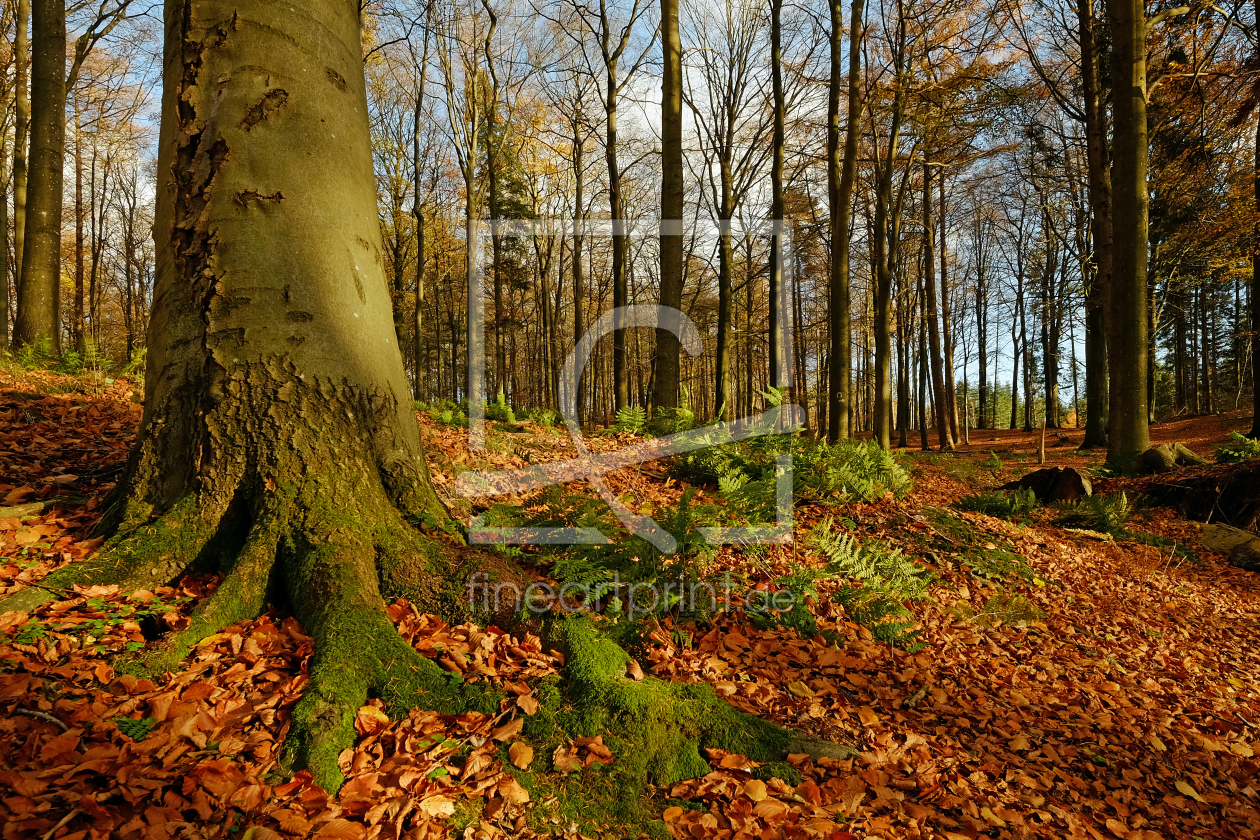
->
827, 0, 863, 441
1107, 0, 1151, 461
654, 0, 684, 411
1253, 95, 1260, 439
12, 0, 64, 352
0, 124, 8, 348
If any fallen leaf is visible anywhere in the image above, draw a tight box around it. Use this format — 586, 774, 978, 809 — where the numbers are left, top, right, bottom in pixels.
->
1175, 780, 1206, 803
509, 741, 533, 769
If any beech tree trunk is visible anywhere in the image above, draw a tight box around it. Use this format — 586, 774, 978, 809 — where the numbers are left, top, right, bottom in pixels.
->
13, 0, 65, 352
654, 0, 684, 411
769, 0, 786, 392
11, 0, 29, 303
1107, 0, 1151, 460
827, 0, 862, 441
922, 164, 953, 450
1079, 0, 1110, 449
1252, 78, 1260, 439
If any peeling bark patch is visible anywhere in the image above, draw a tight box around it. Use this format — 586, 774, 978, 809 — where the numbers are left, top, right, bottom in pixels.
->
210, 11, 238, 47
326, 67, 348, 92
239, 88, 289, 131
286, 310, 314, 323
234, 189, 284, 207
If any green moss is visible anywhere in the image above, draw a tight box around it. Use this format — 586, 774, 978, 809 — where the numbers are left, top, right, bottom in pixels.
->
752, 761, 803, 786
549, 616, 792, 787
0, 495, 220, 615
119, 513, 283, 677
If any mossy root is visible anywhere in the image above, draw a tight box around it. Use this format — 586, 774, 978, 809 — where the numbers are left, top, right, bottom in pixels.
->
547, 615, 857, 791
279, 533, 501, 792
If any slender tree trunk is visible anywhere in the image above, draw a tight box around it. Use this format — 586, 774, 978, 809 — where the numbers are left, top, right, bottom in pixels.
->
917, 296, 928, 450
1079, 0, 1111, 448
654, 0, 684, 411
714, 168, 733, 420
1010, 330, 1020, 431
13, 0, 65, 353
573, 134, 586, 424
922, 165, 952, 450
769, 0, 786, 393
607, 58, 629, 411
1202, 285, 1215, 413
1106, 0, 1151, 459
73, 99, 85, 354
1252, 99, 1260, 437
411, 14, 430, 398
976, 249, 988, 430
827, 0, 863, 441
11, 0, 29, 300
938, 172, 959, 443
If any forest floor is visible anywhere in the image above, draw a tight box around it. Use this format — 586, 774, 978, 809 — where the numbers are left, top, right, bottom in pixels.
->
1, 363, 1258, 840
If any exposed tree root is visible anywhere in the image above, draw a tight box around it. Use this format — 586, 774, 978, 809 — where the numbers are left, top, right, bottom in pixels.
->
1, 476, 852, 797
540, 616, 857, 790
0, 496, 219, 615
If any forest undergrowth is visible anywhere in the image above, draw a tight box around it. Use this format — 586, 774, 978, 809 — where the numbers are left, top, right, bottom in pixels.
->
1, 363, 1258, 840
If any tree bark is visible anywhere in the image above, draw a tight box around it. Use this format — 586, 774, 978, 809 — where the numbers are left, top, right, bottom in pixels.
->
1078, 0, 1111, 448
13, 0, 65, 352
922, 164, 952, 450
73, 98, 86, 354
654, 0, 683, 411
0, 120, 8, 348
1106, 0, 1151, 460
938, 172, 959, 443
11, 0, 29, 302
1253, 90, 1260, 438
769, 0, 786, 393
827, 0, 863, 441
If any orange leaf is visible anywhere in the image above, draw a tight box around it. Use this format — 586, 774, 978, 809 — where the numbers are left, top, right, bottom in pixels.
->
509, 741, 534, 769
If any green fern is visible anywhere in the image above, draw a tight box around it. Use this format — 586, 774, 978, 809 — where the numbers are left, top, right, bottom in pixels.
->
953, 592, 1046, 629
980, 451, 1003, 471
953, 487, 1037, 519
1055, 491, 1131, 535
113, 717, 159, 741
1216, 431, 1260, 464
614, 405, 648, 434
805, 519, 934, 650
486, 391, 516, 423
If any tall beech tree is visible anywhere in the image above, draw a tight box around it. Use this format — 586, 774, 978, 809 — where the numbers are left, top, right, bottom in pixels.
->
12, 0, 65, 351
0, 0, 845, 795
1107, 0, 1172, 460
827, 0, 863, 441
654, 0, 684, 411
11, 0, 29, 301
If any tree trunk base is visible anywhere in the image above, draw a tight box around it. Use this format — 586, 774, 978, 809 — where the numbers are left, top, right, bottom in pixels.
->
1, 490, 853, 796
